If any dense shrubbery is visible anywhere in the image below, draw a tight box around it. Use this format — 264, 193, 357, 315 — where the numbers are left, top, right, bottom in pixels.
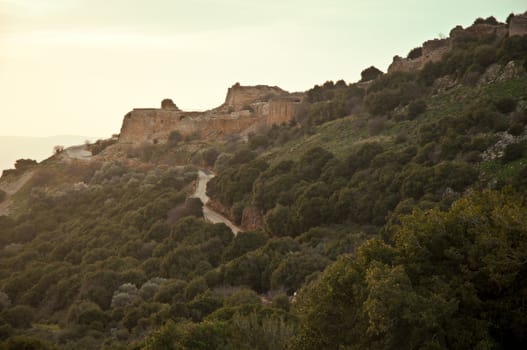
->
291, 190, 527, 349
88, 138, 117, 156
360, 66, 383, 82
364, 71, 423, 115
1, 13, 527, 349
407, 47, 422, 59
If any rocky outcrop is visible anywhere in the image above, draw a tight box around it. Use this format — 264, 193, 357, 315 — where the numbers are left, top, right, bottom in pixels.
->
119, 84, 303, 144
241, 206, 264, 231
479, 61, 527, 85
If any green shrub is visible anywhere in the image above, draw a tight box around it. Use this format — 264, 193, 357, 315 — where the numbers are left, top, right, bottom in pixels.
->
1, 336, 56, 350
248, 133, 269, 150
360, 66, 383, 82
184, 277, 208, 301
495, 97, 517, 114
224, 288, 260, 307
167, 130, 183, 147
1, 305, 34, 329
502, 142, 526, 162
419, 61, 443, 86
222, 231, 268, 261
508, 123, 525, 136
264, 205, 295, 236
474, 45, 497, 68
407, 99, 427, 119
407, 47, 422, 59
473, 16, 499, 25
367, 117, 385, 136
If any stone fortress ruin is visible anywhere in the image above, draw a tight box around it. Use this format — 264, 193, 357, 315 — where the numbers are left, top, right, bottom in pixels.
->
388, 12, 527, 73
119, 13, 527, 145
119, 83, 304, 144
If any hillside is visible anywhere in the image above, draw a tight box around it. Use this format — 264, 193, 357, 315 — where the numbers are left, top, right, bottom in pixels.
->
0, 13, 527, 350
0, 136, 99, 173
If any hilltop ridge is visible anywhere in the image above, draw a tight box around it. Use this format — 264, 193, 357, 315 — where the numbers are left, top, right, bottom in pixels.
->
389, 11, 527, 73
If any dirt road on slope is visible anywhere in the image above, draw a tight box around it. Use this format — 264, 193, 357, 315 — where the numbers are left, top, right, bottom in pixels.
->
192, 170, 241, 235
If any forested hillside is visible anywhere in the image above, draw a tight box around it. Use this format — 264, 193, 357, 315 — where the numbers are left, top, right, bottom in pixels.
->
0, 14, 527, 349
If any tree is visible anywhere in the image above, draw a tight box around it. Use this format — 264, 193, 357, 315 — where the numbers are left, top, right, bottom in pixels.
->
473, 16, 499, 25
1, 336, 56, 350
184, 277, 208, 301
202, 148, 219, 167
291, 190, 527, 349
224, 288, 261, 307
1, 305, 34, 329
360, 66, 383, 82
495, 97, 517, 114
222, 231, 268, 261
270, 253, 329, 294
14, 159, 37, 170
407, 47, 422, 59
264, 205, 294, 236
502, 142, 525, 162
407, 99, 427, 119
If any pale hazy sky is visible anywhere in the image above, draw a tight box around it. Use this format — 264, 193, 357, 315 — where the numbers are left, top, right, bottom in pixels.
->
1, 0, 525, 138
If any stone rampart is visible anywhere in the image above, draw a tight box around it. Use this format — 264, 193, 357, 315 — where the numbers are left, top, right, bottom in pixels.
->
119, 84, 303, 144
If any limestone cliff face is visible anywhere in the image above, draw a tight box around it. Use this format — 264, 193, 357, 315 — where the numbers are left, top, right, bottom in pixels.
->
119, 84, 304, 144
388, 14, 526, 74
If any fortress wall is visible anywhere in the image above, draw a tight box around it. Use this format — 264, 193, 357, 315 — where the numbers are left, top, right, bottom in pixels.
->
388, 57, 422, 73
510, 15, 527, 36
388, 19, 523, 74
224, 84, 286, 109
422, 38, 450, 64
118, 86, 303, 144
266, 99, 301, 126
119, 109, 204, 144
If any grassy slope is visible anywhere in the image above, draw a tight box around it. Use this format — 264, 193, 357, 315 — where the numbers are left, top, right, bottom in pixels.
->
264, 78, 527, 168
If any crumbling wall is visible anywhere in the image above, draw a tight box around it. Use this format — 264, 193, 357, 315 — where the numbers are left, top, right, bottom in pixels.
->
118, 85, 303, 144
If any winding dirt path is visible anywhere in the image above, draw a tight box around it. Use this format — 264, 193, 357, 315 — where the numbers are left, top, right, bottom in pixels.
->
192, 170, 241, 235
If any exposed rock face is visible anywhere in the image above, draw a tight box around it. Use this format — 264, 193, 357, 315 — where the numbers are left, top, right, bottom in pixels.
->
241, 206, 264, 231
433, 75, 457, 92
479, 61, 527, 85
119, 84, 304, 144
482, 132, 527, 161
388, 15, 525, 74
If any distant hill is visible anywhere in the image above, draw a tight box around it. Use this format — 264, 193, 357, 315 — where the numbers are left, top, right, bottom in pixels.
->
0, 135, 100, 171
